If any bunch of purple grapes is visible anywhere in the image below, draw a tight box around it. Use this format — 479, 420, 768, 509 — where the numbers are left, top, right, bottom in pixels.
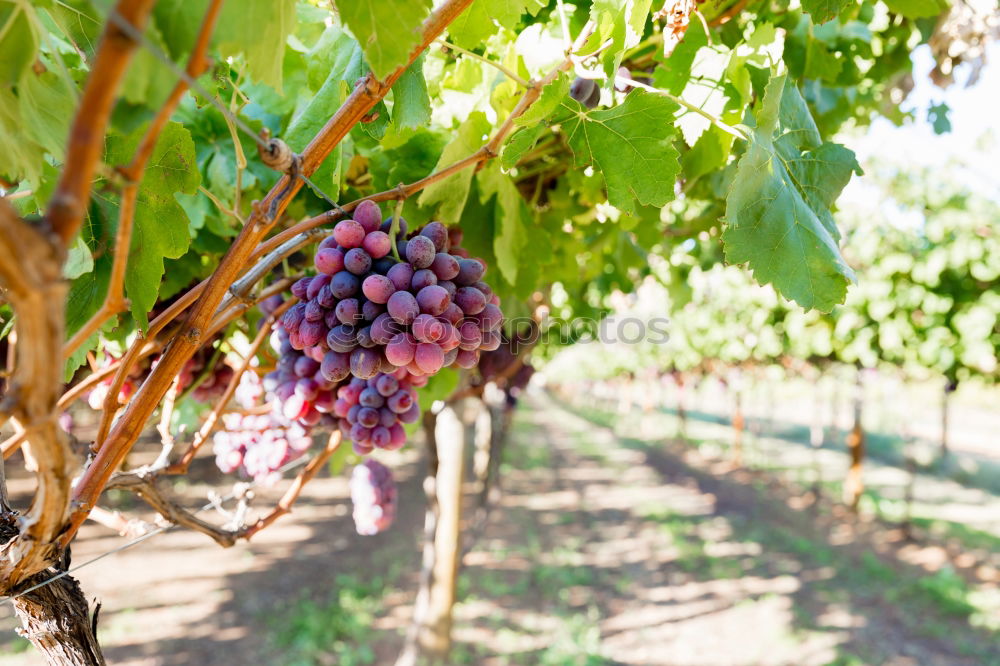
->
349, 459, 397, 535
280, 199, 503, 384
261, 300, 344, 430
212, 411, 314, 485
332, 368, 424, 454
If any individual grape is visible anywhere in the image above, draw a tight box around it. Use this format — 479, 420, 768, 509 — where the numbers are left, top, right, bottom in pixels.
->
399, 402, 421, 424
350, 460, 397, 535
412, 314, 445, 343
327, 325, 358, 353
304, 299, 325, 322
405, 235, 436, 268
414, 342, 445, 374
359, 387, 385, 408
375, 374, 399, 397
411, 269, 438, 290
313, 247, 344, 275
317, 284, 337, 309
330, 271, 360, 298
476, 303, 503, 330
298, 320, 326, 348
442, 347, 459, 367
385, 333, 416, 366
353, 200, 383, 233
570, 76, 600, 108
362, 274, 395, 304
372, 257, 395, 275
350, 347, 381, 379
356, 326, 375, 348
344, 248, 372, 275
371, 426, 391, 449
357, 406, 380, 428
335, 298, 361, 325
362, 230, 392, 258
295, 378, 320, 400
387, 262, 414, 291
419, 221, 449, 252
430, 253, 460, 280
480, 329, 502, 351
362, 300, 384, 321
387, 291, 419, 325
455, 258, 485, 285
370, 313, 400, 345
294, 356, 320, 378
306, 274, 331, 301
441, 303, 464, 326
386, 388, 412, 413
282, 302, 307, 333
458, 321, 483, 351
454, 286, 486, 315
321, 351, 351, 382
334, 219, 366, 248
416, 285, 450, 316
318, 235, 339, 251
291, 277, 312, 300
438, 322, 461, 352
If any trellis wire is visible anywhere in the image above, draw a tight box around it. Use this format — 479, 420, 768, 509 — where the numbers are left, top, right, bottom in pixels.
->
0, 455, 311, 605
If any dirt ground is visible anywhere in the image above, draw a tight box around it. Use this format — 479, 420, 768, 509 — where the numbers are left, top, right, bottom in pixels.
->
1, 388, 998, 665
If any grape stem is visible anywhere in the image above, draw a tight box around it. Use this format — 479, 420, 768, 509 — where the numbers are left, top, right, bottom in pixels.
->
390, 196, 406, 261
437, 39, 530, 88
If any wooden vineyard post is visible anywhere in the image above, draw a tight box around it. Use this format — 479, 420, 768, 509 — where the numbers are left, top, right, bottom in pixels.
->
809, 370, 826, 497
844, 370, 866, 511
420, 406, 465, 660
673, 370, 687, 438
941, 380, 956, 459
399, 406, 466, 665
730, 370, 745, 466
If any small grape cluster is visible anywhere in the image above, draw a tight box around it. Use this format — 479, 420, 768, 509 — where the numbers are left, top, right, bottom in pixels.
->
177, 352, 235, 403
86, 355, 147, 410
349, 459, 397, 536
332, 369, 422, 454
281, 199, 503, 385
212, 411, 314, 485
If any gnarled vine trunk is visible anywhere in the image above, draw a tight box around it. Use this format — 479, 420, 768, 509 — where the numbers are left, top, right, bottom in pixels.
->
844, 372, 865, 511
10, 572, 104, 665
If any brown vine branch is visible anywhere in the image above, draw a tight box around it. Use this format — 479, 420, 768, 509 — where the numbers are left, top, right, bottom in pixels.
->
62, 0, 477, 547
45, 0, 156, 246
62, 0, 226, 360
240, 431, 343, 540
0, 198, 75, 584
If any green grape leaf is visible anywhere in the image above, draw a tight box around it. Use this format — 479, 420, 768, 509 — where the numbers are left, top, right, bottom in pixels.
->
487, 0, 545, 30
500, 124, 545, 170
63, 235, 94, 280
286, 75, 350, 200
478, 163, 527, 285
682, 125, 735, 182
0, 88, 43, 183
216, 0, 297, 90
882, 0, 948, 18
335, 0, 432, 79
418, 112, 491, 224
17, 70, 73, 160
722, 72, 860, 312
392, 57, 431, 129
513, 73, 570, 128
583, 0, 653, 79
0, 2, 37, 85
800, 0, 851, 23
561, 90, 680, 214
448, 1, 495, 50
106, 122, 201, 328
